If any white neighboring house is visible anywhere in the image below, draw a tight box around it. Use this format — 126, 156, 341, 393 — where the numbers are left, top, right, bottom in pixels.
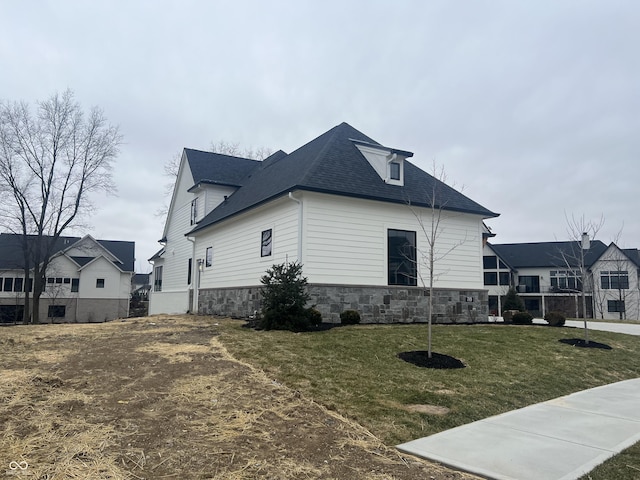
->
0, 233, 135, 323
590, 244, 640, 320
483, 240, 640, 320
150, 122, 499, 323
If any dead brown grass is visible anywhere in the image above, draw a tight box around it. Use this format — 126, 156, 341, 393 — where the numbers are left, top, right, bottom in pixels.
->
0, 315, 474, 479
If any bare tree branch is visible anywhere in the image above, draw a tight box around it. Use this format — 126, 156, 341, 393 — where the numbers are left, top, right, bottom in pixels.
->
0, 90, 121, 323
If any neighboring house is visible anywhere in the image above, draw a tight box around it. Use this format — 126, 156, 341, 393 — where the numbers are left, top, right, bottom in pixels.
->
131, 273, 151, 300
0, 233, 135, 323
150, 122, 498, 323
483, 240, 640, 320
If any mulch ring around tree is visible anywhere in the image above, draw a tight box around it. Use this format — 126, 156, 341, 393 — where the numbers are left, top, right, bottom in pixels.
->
398, 351, 466, 369
558, 338, 612, 350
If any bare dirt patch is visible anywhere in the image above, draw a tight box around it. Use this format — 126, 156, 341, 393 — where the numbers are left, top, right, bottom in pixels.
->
0, 316, 477, 479
403, 405, 451, 416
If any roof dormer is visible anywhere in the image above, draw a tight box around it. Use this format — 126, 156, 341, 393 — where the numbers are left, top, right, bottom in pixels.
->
351, 139, 413, 186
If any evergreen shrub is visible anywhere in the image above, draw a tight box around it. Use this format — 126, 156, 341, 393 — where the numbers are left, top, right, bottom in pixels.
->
340, 310, 361, 325
544, 311, 566, 327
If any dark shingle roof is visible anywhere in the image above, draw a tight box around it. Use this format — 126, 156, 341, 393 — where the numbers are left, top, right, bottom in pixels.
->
490, 241, 608, 269
190, 122, 497, 234
184, 148, 260, 188
0, 234, 135, 272
621, 248, 640, 268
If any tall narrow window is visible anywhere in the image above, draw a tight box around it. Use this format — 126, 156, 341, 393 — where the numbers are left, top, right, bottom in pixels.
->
154, 266, 163, 292
190, 198, 198, 225
388, 229, 417, 286
187, 258, 192, 285
206, 247, 213, 267
261, 229, 272, 257
71, 278, 80, 293
389, 162, 401, 181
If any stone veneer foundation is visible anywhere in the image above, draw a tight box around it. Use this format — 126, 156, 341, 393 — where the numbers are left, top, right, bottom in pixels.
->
198, 284, 489, 324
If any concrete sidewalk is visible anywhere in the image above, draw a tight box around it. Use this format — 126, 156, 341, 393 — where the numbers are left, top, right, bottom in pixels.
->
397, 378, 640, 480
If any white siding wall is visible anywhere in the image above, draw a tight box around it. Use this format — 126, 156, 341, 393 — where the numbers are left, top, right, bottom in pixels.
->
203, 185, 237, 217
303, 192, 484, 289
195, 197, 299, 289
78, 257, 128, 299
192, 191, 485, 291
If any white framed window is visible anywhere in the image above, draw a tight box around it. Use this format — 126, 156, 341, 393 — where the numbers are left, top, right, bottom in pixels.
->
261, 229, 272, 257
206, 247, 213, 267
389, 161, 401, 180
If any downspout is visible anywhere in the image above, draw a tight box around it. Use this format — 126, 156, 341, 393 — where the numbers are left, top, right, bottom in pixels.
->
187, 236, 196, 313
385, 153, 397, 182
288, 192, 303, 263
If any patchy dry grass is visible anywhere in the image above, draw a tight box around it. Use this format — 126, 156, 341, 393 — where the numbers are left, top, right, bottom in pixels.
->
0, 316, 472, 480
218, 319, 640, 479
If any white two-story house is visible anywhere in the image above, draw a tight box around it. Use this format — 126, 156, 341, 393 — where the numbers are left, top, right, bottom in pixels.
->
0, 233, 135, 323
150, 122, 499, 323
483, 240, 640, 320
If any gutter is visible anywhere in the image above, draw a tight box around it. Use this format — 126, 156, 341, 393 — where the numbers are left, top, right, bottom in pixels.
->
288, 192, 303, 263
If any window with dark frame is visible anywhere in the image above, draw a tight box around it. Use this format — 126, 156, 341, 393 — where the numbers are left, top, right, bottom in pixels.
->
499, 272, 511, 286
187, 258, 192, 285
483, 256, 497, 269
48, 305, 66, 318
190, 198, 198, 225
14, 277, 23, 292
388, 229, 417, 286
3, 278, 13, 292
483, 272, 498, 286
206, 247, 213, 267
71, 278, 79, 293
261, 229, 272, 257
96, 278, 105, 288
600, 271, 629, 290
607, 300, 625, 312
154, 266, 163, 292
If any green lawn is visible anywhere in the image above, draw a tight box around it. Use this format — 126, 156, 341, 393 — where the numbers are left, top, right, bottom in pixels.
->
218, 321, 640, 479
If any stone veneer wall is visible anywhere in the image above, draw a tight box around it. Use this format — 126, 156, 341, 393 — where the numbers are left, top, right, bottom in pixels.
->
198, 284, 489, 324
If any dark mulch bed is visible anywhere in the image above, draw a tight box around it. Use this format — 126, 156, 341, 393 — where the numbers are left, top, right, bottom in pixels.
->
398, 351, 466, 369
559, 338, 612, 350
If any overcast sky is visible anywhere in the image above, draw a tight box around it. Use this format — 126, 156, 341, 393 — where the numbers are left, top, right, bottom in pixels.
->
1, 1, 638, 272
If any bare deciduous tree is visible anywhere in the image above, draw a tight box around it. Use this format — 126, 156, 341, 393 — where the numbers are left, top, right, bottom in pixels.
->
0, 90, 121, 323
559, 213, 605, 344
408, 161, 470, 358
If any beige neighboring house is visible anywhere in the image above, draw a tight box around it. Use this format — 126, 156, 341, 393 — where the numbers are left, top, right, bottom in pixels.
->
0, 233, 135, 323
